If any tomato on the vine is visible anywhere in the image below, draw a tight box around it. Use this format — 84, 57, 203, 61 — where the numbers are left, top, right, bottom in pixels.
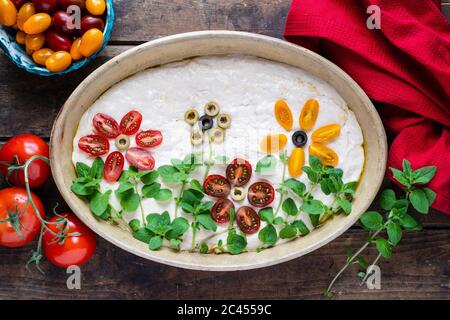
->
0, 134, 50, 188
43, 213, 96, 267
0, 187, 45, 248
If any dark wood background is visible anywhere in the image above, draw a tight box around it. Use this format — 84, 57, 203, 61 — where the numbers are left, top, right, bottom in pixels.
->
0, 0, 449, 300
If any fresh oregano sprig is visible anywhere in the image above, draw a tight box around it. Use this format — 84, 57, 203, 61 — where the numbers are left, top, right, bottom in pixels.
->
323, 159, 437, 298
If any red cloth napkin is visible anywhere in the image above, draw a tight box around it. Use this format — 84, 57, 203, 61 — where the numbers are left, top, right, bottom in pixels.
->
285, 0, 450, 214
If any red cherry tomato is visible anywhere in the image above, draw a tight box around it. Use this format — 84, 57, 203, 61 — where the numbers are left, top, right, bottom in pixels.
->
32, 0, 58, 13
136, 130, 163, 148
104, 151, 124, 183
0, 187, 45, 248
247, 181, 275, 207
0, 134, 50, 188
236, 206, 260, 235
45, 30, 72, 52
203, 175, 231, 199
80, 15, 104, 35
58, 0, 85, 10
10, 0, 25, 8
43, 213, 96, 268
78, 135, 109, 156
52, 11, 74, 34
120, 111, 142, 135
211, 199, 234, 224
92, 113, 120, 138
226, 158, 252, 187
125, 147, 155, 170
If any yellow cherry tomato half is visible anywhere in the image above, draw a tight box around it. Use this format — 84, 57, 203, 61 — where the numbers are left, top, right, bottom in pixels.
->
86, 0, 106, 16
260, 133, 288, 153
300, 99, 319, 131
45, 51, 72, 72
17, 2, 35, 30
0, 0, 17, 27
311, 124, 341, 144
79, 28, 104, 57
15, 30, 26, 45
70, 38, 83, 61
32, 48, 54, 66
309, 143, 339, 167
288, 147, 305, 177
274, 99, 293, 131
25, 33, 45, 51
23, 13, 52, 35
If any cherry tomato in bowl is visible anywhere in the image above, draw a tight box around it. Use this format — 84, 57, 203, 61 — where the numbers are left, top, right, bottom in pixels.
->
203, 175, 231, 199
43, 213, 96, 267
93, 113, 120, 138
0, 187, 45, 248
32, 0, 58, 14
0, 134, 50, 188
104, 151, 124, 183
120, 110, 142, 135
125, 147, 155, 171
236, 206, 260, 235
136, 130, 163, 148
247, 181, 275, 207
78, 135, 110, 156
226, 158, 252, 187
211, 199, 234, 224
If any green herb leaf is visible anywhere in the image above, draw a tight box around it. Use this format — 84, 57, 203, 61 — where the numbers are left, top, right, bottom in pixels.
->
375, 238, 392, 259
259, 207, 274, 224
292, 220, 310, 236
279, 225, 297, 239
149, 236, 163, 250
200, 242, 209, 254
90, 157, 104, 179
390, 168, 409, 187
386, 222, 402, 246
398, 213, 421, 230
90, 191, 111, 216
227, 230, 247, 255
154, 189, 173, 202
120, 193, 140, 212
258, 225, 277, 246
166, 217, 189, 240
75, 162, 91, 178
336, 198, 352, 214
128, 219, 141, 232
255, 155, 277, 174
409, 188, 430, 214
133, 227, 154, 243
309, 155, 322, 171
140, 170, 159, 185
190, 179, 203, 193
360, 211, 383, 231
412, 166, 436, 185
301, 200, 324, 215
423, 187, 436, 206
142, 182, 161, 198
342, 182, 357, 194
197, 214, 217, 232
309, 214, 320, 228
158, 165, 186, 183
302, 166, 319, 183
380, 189, 396, 210
273, 217, 285, 225
282, 198, 298, 216
283, 178, 306, 197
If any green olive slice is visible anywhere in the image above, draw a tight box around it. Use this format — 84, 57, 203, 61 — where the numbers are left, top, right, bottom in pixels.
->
184, 108, 199, 125
204, 101, 220, 117
191, 129, 204, 145
115, 134, 130, 151
217, 113, 231, 129
230, 187, 245, 201
210, 128, 225, 143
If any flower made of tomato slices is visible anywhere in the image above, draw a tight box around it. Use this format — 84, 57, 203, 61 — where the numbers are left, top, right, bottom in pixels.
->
260, 99, 341, 177
78, 111, 163, 183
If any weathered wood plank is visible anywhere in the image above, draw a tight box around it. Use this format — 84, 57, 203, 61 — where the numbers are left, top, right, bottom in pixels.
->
0, 229, 448, 300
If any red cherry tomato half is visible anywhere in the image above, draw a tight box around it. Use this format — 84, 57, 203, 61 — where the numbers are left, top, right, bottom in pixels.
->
125, 147, 155, 170
92, 113, 120, 138
52, 11, 74, 34
78, 135, 109, 156
43, 213, 96, 268
136, 130, 163, 148
226, 158, 252, 187
45, 30, 72, 52
203, 175, 231, 199
247, 181, 275, 208
80, 15, 105, 35
211, 198, 234, 224
236, 206, 260, 235
58, 0, 85, 10
0, 187, 45, 248
103, 151, 124, 183
0, 134, 50, 188
32, 0, 58, 13
120, 111, 142, 135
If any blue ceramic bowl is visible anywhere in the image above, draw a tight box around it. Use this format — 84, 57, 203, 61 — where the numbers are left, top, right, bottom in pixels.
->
0, 0, 115, 76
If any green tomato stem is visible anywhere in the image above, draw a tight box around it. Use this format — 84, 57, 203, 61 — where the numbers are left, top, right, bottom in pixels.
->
274, 156, 288, 217
174, 180, 187, 218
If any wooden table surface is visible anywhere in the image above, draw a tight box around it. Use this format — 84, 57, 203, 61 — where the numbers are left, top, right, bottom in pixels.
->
0, 0, 449, 300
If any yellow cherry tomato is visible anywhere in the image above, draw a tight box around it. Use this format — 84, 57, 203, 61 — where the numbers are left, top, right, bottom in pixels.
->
300, 99, 319, 131
45, 51, 72, 72
309, 143, 339, 167
15, 30, 26, 45
25, 33, 45, 51
86, 0, 106, 16
23, 13, 51, 35
32, 48, 54, 66
260, 133, 288, 153
274, 99, 293, 131
17, 2, 35, 30
0, 0, 17, 27
70, 38, 83, 61
311, 124, 341, 144
79, 28, 104, 57
288, 147, 305, 177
